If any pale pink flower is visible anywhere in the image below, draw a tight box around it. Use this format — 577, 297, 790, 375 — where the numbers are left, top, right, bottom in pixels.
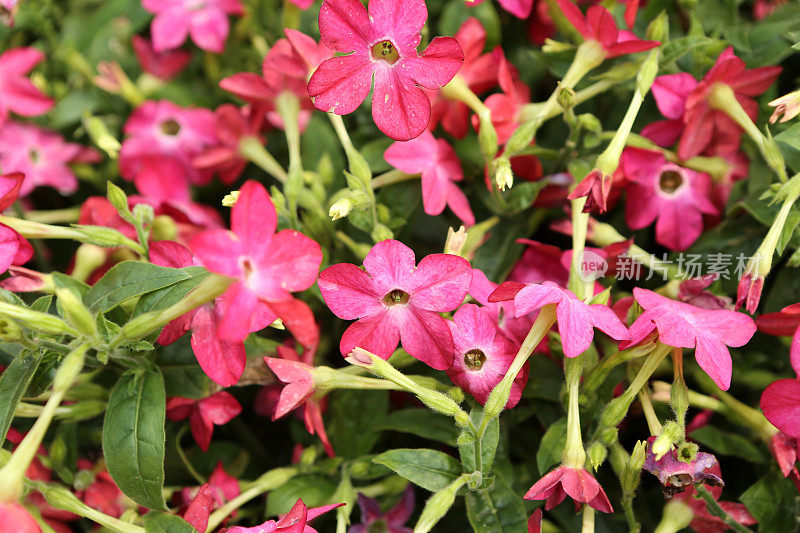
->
142, 0, 244, 53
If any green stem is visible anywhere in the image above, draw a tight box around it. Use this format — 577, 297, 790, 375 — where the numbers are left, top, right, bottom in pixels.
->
175, 425, 205, 485
695, 485, 754, 533
582, 342, 657, 393
563, 355, 586, 468
32, 481, 143, 533
238, 136, 288, 183
582, 505, 595, 533
372, 169, 418, 189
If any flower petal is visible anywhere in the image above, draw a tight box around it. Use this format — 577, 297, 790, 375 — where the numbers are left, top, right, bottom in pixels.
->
372, 66, 431, 141
308, 53, 373, 115
318, 263, 382, 320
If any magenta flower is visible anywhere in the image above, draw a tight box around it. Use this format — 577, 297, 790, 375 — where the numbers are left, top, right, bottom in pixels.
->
642, 436, 723, 494
166, 391, 242, 451
446, 304, 528, 408
318, 239, 472, 370
621, 147, 717, 251
762, 379, 800, 439
190, 180, 323, 347
0, 121, 84, 197
555, 0, 659, 58
0, 172, 32, 275
351, 485, 415, 533
769, 432, 800, 478
307, 0, 464, 141
176, 462, 239, 531
132, 36, 191, 81
489, 281, 630, 358
193, 104, 265, 184
429, 18, 500, 138
677, 276, 731, 310
624, 288, 756, 390
150, 240, 269, 386
524, 465, 613, 513
642, 48, 781, 159
476, 54, 529, 145
756, 303, 800, 377
227, 498, 343, 533
0, 47, 54, 125
119, 100, 216, 196
469, 268, 534, 348
142, 0, 244, 53
737, 272, 764, 316
384, 130, 474, 226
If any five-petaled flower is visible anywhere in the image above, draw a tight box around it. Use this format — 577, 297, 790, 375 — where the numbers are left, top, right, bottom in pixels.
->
318, 239, 472, 370
307, 0, 464, 140
226, 498, 343, 533
524, 465, 613, 513
166, 391, 242, 452
142, 0, 244, 54
0, 47, 53, 125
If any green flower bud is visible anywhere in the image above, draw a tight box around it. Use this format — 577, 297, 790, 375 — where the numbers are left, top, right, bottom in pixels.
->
601, 427, 619, 446
56, 289, 96, 339
106, 182, 130, 219
0, 318, 22, 342
478, 115, 498, 161
415, 475, 470, 533
622, 440, 647, 494
494, 157, 513, 191
587, 441, 607, 471
557, 85, 576, 110
371, 223, 393, 243
652, 421, 682, 460
645, 11, 669, 42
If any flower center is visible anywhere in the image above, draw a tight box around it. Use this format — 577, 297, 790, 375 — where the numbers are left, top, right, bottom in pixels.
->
383, 289, 409, 306
659, 169, 684, 194
464, 349, 486, 370
28, 149, 40, 164
367, 520, 388, 533
160, 119, 181, 136
371, 40, 400, 64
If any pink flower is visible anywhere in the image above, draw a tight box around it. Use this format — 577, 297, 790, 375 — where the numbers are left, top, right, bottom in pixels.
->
469, 0, 533, 19
0, 503, 40, 533
524, 465, 613, 513
769, 432, 800, 478
623, 288, 756, 390
477, 54, 530, 145
429, 18, 499, 138
176, 462, 240, 530
446, 304, 528, 408
555, 0, 659, 58
150, 240, 269, 386
0, 121, 83, 196
677, 275, 731, 310
263, 342, 335, 457
567, 170, 614, 214
736, 271, 764, 315
643, 48, 781, 159
509, 240, 569, 287
119, 100, 216, 195
384, 130, 474, 226
142, 0, 244, 53
642, 436, 723, 494
132, 36, 191, 81
167, 391, 242, 451
351, 485, 414, 533
0, 47, 54, 125
469, 268, 535, 348
756, 304, 800, 377
621, 147, 717, 251
226, 498, 343, 533
762, 378, 800, 439
488, 281, 630, 358
190, 180, 323, 347
671, 464, 756, 532
317, 239, 472, 370
193, 104, 265, 184
528, 508, 542, 533
0, 172, 32, 274
307, 0, 464, 141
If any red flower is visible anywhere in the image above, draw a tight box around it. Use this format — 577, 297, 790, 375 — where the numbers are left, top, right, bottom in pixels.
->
167, 391, 242, 451
524, 465, 613, 513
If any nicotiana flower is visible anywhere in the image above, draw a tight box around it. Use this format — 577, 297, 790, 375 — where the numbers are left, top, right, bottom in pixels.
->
132, 36, 191, 81
166, 391, 242, 451
0, 173, 32, 275
383, 130, 474, 226
524, 465, 613, 513
0, 503, 40, 533
193, 104, 265, 184
0, 121, 84, 197
477, 53, 530, 145
469, 0, 532, 18
623, 288, 756, 390
642, 436, 723, 496
642, 47, 781, 159
227, 498, 343, 533
190, 180, 323, 347
621, 147, 718, 251
119, 100, 216, 196
489, 281, 630, 358
761, 378, 800, 439
756, 303, 800, 377
555, 0, 659, 58
307, 0, 464, 140
176, 462, 239, 531
0, 47, 54, 125
768, 432, 800, 479
318, 239, 472, 370
469, 268, 535, 348
446, 304, 528, 408
429, 18, 499, 138
350, 485, 415, 533
142, 0, 244, 53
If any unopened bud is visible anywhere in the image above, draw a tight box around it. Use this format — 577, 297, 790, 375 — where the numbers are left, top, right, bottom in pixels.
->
652, 421, 681, 460
329, 198, 352, 221
636, 51, 659, 94
454, 410, 470, 427
577, 113, 602, 133
645, 11, 669, 42
447, 386, 465, 404
106, 182, 130, 219
494, 157, 513, 191
0, 302, 75, 336
601, 427, 618, 446
599, 395, 633, 429
622, 440, 647, 493
557, 85, 576, 110
444, 226, 467, 256
82, 113, 121, 159
541, 39, 573, 54
150, 215, 177, 242
587, 441, 607, 470
222, 190, 240, 207
763, 127, 786, 175
72, 225, 133, 248
482, 376, 513, 420
370, 223, 393, 243
768, 89, 800, 124
478, 115, 498, 161
414, 476, 469, 533
0, 318, 21, 342
56, 289, 96, 338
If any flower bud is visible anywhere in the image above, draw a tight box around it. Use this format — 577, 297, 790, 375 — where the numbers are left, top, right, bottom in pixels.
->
370, 223, 393, 243
762, 127, 786, 176
599, 395, 632, 429
587, 441, 607, 471
494, 157, 513, 191
53, 344, 87, 392
56, 289, 96, 339
106, 182, 130, 219
636, 51, 659, 94
73, 225, 134, 248
444, 226, 467, 256
329, 198, 352, 221
541, 39, 573, 54
447, 385, 465, 404
222, 190, 240, 207
150, 215, 177, 242
645, 11, 669, 42
577, 113, 602, 133
0, 317, 21, 342
651, 421, 682, 460
622, 440, 647, 494
557, 85, 576, 110
415, 476, 470, 533
482, 375, 513, 421
478, 115, 498, 161
601, 427, 618, 446
454, 410, 470, 427
0, 301, 75, 335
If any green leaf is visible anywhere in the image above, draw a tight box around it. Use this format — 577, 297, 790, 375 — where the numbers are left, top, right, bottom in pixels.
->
373, 448, 462, 492
143, 512, 197, 533
503, 182, 548, 214
155, 338, 211, 400
375, 409, 460, 445
265, 474, 338, 516
741, 470, 800, 531
0, 351, 40, 447
536, 419, 567, 474
131, 267, 209, 317
25, 351, 60, 398
30, 296, 53, 314
328, 390, 388, 459
103, 369, 168, 511
459, 408, 499, 474
690, 426, 767, 463
466, 476, 529, 532
85, 261, 193, 313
